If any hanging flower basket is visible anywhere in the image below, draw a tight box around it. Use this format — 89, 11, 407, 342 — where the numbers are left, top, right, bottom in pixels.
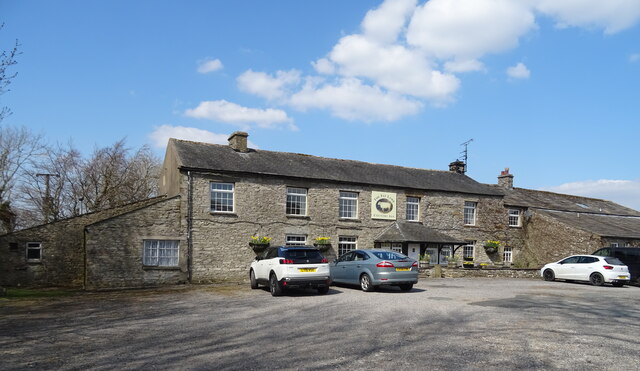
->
250, 236, 271, 253
484, 240, 501, 254
313, 237, 331, 251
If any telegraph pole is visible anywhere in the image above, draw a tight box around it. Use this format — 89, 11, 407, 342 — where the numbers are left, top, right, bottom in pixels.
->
36, 173, 59, 223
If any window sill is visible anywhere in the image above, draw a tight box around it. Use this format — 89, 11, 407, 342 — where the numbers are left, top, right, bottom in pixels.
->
26, 261, 42, 264
406, 220, 421, 223
286, 215, 310, 220
210, 212, 238, 217
509, 226, 522, 229
463, 224, 477, 228
143, 266, 182, 271
339, 218, 360, 222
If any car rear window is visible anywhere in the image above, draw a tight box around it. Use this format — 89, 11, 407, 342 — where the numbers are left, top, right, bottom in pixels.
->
283, 249, 324, 260
604, 257, 625, 265
371, 251, 408, 260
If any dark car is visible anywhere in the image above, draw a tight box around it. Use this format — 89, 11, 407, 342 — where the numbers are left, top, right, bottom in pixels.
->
592, 247, 640, 284
330, 249, 419, 292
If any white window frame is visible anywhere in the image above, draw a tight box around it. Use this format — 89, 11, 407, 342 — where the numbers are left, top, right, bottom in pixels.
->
611, 242, 619, 247
210, 182, 234, 213
26, 242, 42, 263
338, 236, 357, 256
339, 191, 358, 219
503, 247, 513, 263
406, 196, 420, 222
143, 240, 180, 267
285, 234, 307, 246
286, 187, 307, 216
508, 209, 521, 227
463, 244, 474, 259
464, 201, 477, 226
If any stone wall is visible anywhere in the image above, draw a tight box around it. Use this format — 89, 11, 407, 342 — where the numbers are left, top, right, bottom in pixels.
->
85, 196, 186, 289
0, 197, 166, 287
184, 170, 524, 282
423, 266, 540, 279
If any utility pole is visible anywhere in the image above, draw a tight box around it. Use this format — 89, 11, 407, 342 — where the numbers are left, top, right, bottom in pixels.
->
36, 173, 59, 223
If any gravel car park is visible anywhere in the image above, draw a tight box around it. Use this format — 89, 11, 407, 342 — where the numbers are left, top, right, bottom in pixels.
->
1, 279, 639, 370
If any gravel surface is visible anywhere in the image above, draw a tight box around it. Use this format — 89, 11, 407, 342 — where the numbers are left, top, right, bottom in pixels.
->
1, 278, 639, 370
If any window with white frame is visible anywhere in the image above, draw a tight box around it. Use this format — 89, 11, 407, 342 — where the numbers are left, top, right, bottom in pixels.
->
286, 187, 307, 215
611, 242, 619, 247
464, 201, 477, 225
338, 236, 357, 256
503, 247, 513, 263
210, 182, 234, 213
406, 197, 420, 222
285, 234, 307, 246
339, 191, 358, 219
143, 240, 179, 267
463, 244, 474, 259
26, 242, 42, 262
508, 209, 521, 227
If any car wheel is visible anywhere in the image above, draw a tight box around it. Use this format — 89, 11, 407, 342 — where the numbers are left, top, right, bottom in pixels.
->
270, 274, 283, 296
399, 284, 413, 291
543, 269, 555, 281
589, 272, 605, 286
249, 270, 258, 289
317, 286, 329, 295
612, 282, 624, 287
360, 273, 375, 292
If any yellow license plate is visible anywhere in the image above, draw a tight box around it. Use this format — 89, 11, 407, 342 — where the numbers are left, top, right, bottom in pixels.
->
299, 268, 317, 272
396, 268, 410, 271
618, 275, 629, 279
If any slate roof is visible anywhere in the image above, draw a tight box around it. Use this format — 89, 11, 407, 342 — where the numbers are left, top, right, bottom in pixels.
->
537, 210, 640, 239
170, 139, 502, 196
495, 186, 640, 217
374, 222, 467, 244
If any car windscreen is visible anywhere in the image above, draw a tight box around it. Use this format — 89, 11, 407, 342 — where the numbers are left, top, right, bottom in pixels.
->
283, 249, 324, 262
371, 251, 408, 260
604, 257, 625, 265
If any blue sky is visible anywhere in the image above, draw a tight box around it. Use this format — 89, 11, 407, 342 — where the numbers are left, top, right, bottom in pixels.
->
2, 0, 639, 209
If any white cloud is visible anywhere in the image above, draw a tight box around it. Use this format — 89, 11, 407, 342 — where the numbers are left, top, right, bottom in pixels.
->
533, 0, 640, 35
506, 62, 531, 79
361, 0, 418, 44
289, 77, 423, 122
197, 58, 223, 74
185, 100, 297, 130
444, 59, 485, 73
311, 58, 336, 75
236, 69, 301, 101
406, 0, 536, 60
543, 179, 640, 211
630, 53, 640, 63
149, 125, 228, 147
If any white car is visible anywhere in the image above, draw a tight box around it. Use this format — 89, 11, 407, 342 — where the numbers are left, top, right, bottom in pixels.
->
249, 246, 331, 296
541, 254, 630, 287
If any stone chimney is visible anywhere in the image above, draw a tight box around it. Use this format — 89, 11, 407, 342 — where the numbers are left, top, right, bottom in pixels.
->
449, 160, 466, 174
498, 168, 514, 189
228, 131, 249, 152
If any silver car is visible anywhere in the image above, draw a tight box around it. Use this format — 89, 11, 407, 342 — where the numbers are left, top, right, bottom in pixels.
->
330, 249, 419, 292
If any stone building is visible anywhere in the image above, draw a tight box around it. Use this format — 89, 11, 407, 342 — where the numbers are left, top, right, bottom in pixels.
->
1, 131, 639, 289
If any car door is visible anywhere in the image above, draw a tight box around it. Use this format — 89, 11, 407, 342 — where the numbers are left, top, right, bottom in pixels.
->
332, 252, 354, 283
555, 256, 580, 279
576, 256, 599, 280
345, 251, 369, 284
255, 248, 277, 280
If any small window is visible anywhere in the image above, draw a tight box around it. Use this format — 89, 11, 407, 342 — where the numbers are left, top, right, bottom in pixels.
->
611, 242, 619, 247
285, 234, 307, 246
339, 191, 358, 219
338, 236, 357, 256
406, 197, 420, 222
503, 247, 513, 263
464, 201, 477, 226
143, 240, 179, 267
286, 187, 307, 216
211, 182, 234, 213
508, 209, 521, 227
463, 244, 474, 259
26, 242, 42, 262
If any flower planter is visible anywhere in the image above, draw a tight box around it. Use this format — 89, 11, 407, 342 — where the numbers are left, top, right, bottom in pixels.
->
484, 247, 497, 254
249, 243, 270, 254
313, 243, 332, 251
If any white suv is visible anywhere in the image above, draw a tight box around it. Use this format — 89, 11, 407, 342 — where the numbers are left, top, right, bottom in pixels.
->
249, 246, 331, 296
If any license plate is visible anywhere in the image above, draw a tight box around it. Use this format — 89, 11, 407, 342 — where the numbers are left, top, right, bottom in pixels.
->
298, 268, 317, 273
396, 268, 410, 271
618, 275, 629, 279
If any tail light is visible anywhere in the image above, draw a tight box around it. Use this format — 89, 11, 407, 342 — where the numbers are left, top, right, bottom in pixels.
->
412, 261, 418, 267
321, 258, 328, 263
603, 265, 614, 270
376, 261, 394, 268
279, 259, 294, 264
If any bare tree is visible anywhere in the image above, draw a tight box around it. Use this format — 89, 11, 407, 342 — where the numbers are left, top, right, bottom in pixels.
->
0, 23, 20, 123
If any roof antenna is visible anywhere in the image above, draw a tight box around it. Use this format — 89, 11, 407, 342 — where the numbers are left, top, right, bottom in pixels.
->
459, 139, 473, 172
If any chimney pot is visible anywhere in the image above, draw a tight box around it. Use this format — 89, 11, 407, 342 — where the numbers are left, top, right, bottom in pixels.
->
228, 131, 249, 152
498, 168, 514, 189
449, 160, 466, 174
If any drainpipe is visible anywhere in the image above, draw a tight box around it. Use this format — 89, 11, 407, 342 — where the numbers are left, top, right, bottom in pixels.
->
187, 170, 193, 283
